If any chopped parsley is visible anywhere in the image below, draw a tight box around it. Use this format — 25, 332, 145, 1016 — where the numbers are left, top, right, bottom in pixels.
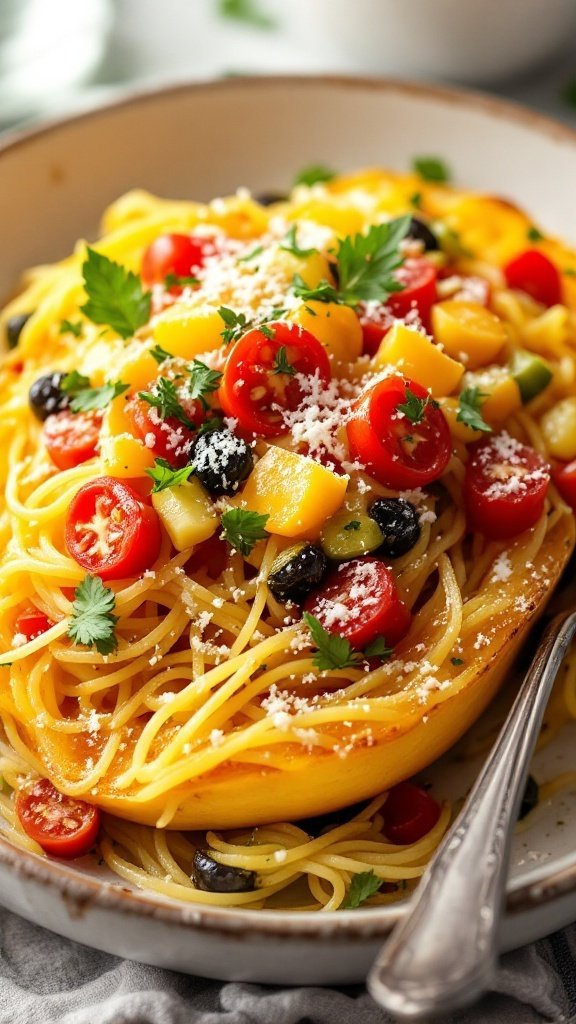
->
197, 415, 225, 437
80, 247, 151, 339
364, 636, 394, 661
187, 359, 223, 409
409, 191, 423, 210
220, 508, 269, 555
293, 164, 336, 188
280, 225, 317, 259
411, 156, 451, 183
342, 870, 384, 909
67, 575, 118, 656
292, 276, 340, 304
150, 343, 174, 365
59, 319, 84, 338
138, 378, 195, 429
343, 520, 361, 532
146, 458, 195, 493
272, 346, 296, 377
217, 0, 275, 28
527, 226, 544, 243
456, 387, 492, 434
450, 656, 465, 666
218, 306, 250, 345
304, 613, 358, 671
62, 371, 129, 413
164, 272, 199, 289
237, 245, 264, 263
397, 387, 437, 425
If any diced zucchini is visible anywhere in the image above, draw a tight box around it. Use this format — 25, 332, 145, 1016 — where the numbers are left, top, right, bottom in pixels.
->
152, 478, 218, 550
510, 349, 553, 403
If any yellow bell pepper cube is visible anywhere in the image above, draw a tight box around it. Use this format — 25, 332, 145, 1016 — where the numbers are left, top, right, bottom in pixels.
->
117, 344, 161, 391
236, 447, 348, 538
432, 301, 507, 370
289, 301, 363, 362
152, 479, 218, 550
100, 433, 155, 478
462, 366, 522, 423
540, 397, 576, 460
273, 248, 334, 291
374, 322, 464, 397
153, 305, 225, 360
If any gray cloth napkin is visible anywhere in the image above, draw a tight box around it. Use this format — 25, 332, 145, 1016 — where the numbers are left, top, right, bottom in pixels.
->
2, 908, 576, 1024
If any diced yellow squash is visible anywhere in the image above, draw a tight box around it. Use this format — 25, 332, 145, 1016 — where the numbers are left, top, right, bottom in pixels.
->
432, 301, 507, 370
102, 393, 133, 436
152, 479, 218, 550
117, 344, 161, 391
289, 300, 363, 361
462, 366, 522, 423
207, 195, 269, 238
287, 201, 364, 236
100, 433, 155, 478
236, 447, 348, 538
273, 248, 334, 291
374, 322, 464, 397
437, 398, 484, 444
153, 304, 226, 360
540, 397, 576, 460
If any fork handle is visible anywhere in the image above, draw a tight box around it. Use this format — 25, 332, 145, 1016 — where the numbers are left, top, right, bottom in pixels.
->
368, 608, 576, 1021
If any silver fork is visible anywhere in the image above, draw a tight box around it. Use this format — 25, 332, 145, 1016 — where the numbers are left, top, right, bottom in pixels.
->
368, 607, 576, 1021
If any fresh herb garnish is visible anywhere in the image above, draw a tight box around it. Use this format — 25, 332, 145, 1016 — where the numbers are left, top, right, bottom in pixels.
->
218, 0, 275, 28
397, 387, 436, 425
272, 346, 296, 377
342, 870, 384, 909
456, 387, 492, 434
187, 360, 223, 409
343, 520, 361, 532
304, 613, 358, 671
196, 415, 225, 437
164, 273, 200, 289
59, 319, 84, 338
364, 636, 394, 661
409, 192, 423, 209
67, 575, 118, 656
238, 245, 264, 263
280, 225, 317, 259
411, 156, 451, 184
146, 457, 195, 493
138, 378, 195, 429
62, 371, 129, 413
150, 343, 174, 365
451, 656, 465, 666
527, 226, 544, 243
218, 306, 250, 346
292, 276, 341, 304
293, 164, 336, 188
81, 247, 151, 339
220, 508, 269, 555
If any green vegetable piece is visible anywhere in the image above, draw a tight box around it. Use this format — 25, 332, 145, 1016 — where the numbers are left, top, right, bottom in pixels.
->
342, 869, 384, 909
510, 349, 553, 403
411, 156, 451, 183
320, 512, 383, 561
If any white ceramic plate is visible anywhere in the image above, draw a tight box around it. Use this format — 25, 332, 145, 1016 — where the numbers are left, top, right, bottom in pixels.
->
2, 76, 576, 985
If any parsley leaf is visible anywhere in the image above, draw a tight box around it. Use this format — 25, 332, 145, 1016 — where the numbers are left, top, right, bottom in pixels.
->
187, 360, 223, 409
197, 415, 225, 437
303, 613, 359, 672
62, 371, 129, 413
342, 870, 384, 909
451, 656, 465, 666
237, 245, 264, 264
59, 319, 84, 338
456, 387, 492, 434
164, 273, 200, 289
292, 275, 340, 304
335, 218, 410, 306
217, 0, 275, 28
397, 387, 436, 425
411, 156, 451, 183
527, 225, 544, 243
220, 508, 269, 555
138, 378, 195, 429
81, 247, 151, 339
272, 346, 296, 377
343, 520, 361, 532
364, 636, 394, 661
293, 164, 336, 188
67, 575, 118, 656
409, 191, 423, 210
150, 343, 173, 365
146, 457, 195, 493
280, 225, 317, 259
219, 306, 250, 345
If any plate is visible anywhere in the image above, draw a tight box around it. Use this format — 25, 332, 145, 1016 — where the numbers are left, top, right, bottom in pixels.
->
2, 75, 576, 985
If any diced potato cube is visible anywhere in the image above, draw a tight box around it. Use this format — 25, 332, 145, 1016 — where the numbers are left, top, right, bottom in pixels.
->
236, 447, 348, 538
432, 301, 507, 370
462, 366, 522, 423
540, 397, 576, 460
153, 305, 225, 359
152, 478, 218, 550
374, 322, 464, 397
100, 433, 155, 478
117, 344, 161, 391
289, 300, 362, 361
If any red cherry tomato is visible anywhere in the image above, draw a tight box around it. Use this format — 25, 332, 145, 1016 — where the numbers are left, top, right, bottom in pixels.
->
304, 557, 411, 650
14, 608, 53, 642
464, 434, 550, 540
504, 249, 562, 308
186, 533, 229, 581
126, 395, 201, 468
141, 233, 219, 288
16, 778, 100, 858
43, 410, 101, 471
383, 781, 441, 845
386, 257, 438, 328
555, 460, 576, 511
346, 375, 452, 489
219, 321, 331, 437
65, 476, 162, 580
358, 303, 395, 357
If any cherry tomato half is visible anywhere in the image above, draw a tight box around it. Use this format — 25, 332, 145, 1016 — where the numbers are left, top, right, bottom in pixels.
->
219, 321, 331, 437
14, 608, 53, 642
126, 395, 200, 468
346, 375, 452, 489
504, 250, 562, 308
386, 256, 438, 328
65, 476, 162, 580
16, 778, 100, 858
304, 557, 411, 650
43, 410, 101, 471
358, 303, 395, 357
141, 232, 219, 288
382, 781, 441, 845
464, 433, 550, 540
555, 459, 576, 511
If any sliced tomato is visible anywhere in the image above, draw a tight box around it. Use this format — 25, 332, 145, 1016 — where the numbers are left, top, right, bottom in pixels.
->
16, 778, 100, 858
65, 476, 162, 580
504, 249, 562, 308
126, 395, 200, 468
346, 375, 451, 489
358, 303, 395, 357
386, 256, 438, 328
14, 608, 53, 642
141, 232, 219, 289
43, 410, 101, 471
304, 557, 411, 650
186, 533, 229, 580
383, 781, 441, 845
464, 433, 550, 540
555, 460, 576, 511
219, 321, 331, 437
